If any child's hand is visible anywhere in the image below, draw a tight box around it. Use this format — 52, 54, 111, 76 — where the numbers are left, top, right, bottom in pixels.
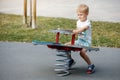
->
73, 30, 78, 34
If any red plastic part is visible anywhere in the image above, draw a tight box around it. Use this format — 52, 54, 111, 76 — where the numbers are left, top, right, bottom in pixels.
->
56, 32, 60, 43
47, 45, 82, 51
71, 34, 75, 45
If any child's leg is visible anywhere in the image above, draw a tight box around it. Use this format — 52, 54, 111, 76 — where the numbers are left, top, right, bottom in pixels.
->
65, 51, 72, 59
65, 51, 75, 68
80, 48, 95, 74
79, 48, 92, 65
75, 39, 92, 65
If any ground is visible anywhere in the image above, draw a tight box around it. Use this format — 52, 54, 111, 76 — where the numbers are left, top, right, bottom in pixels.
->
0, 42, 120, 80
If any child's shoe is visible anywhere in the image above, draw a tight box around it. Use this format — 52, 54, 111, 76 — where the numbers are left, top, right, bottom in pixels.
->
67, 59, 75, 69
86, 64, 95, 74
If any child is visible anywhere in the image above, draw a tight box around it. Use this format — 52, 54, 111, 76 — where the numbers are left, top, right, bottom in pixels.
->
65, 4, 95, 74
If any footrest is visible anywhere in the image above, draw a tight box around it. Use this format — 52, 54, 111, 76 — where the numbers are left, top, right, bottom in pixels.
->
87, 47, 100, 51
32, 40, 57, 45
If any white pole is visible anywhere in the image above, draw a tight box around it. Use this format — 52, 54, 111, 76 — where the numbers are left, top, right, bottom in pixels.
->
32, 0, 37, 29
23, 0, 27, 25
30, 0, 32, 27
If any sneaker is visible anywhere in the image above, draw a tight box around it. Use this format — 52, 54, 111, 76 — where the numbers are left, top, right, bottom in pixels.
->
67, 59, 75, 69
86, 64, 95, 74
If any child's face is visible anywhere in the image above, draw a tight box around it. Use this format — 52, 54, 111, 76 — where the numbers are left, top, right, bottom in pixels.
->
77, 12, 88, 22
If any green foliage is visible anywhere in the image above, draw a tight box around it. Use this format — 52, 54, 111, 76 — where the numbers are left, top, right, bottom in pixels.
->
92, 21, 120, 47
0, 13, 120, 47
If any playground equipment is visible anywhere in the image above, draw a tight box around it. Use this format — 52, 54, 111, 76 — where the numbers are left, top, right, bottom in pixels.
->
32, 29, 99, 76
23, 0, 37, 29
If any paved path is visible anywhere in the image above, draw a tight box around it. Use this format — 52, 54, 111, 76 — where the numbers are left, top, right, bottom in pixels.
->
0, 42, 120, 80
0, 0, 120, 22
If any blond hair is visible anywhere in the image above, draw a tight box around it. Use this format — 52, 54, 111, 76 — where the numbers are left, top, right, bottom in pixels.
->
77, 4, 89, 14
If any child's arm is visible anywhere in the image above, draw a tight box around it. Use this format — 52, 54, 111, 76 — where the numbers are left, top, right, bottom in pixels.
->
64, 42, 71, 45
73, 26, 89, 34
64, 26, 89, 45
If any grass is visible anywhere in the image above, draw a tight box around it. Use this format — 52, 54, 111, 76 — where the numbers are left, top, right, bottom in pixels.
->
0, 13, 120, 48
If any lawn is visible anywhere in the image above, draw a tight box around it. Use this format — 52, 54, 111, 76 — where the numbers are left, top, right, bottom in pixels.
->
0, 13, 120, 48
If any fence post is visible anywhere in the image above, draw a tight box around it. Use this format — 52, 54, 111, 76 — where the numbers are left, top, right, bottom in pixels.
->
30, 0, 32, 27
23, 0, 27, 25
32, 0, 37, 29
23, 0, 37, 29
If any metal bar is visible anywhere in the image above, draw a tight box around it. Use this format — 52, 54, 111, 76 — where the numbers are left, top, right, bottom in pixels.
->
30, 0, 32, 27
23, 0, 27, 25
71, 34, 75, 45
56, 32, 60, 43
32, 0, 37, 29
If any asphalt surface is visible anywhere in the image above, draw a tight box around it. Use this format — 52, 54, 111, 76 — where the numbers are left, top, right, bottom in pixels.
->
0, 42, 120, 80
